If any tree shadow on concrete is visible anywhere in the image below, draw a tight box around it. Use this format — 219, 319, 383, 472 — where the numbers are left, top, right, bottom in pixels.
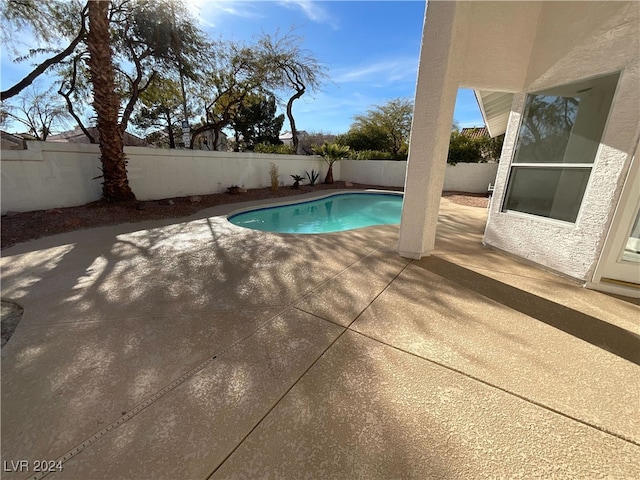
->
416, 256, 640, 366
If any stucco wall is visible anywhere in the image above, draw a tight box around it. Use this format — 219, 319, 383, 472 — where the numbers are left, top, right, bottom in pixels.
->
0, 143, 330, 213
1, 142, 497, 214
458, 1, 540, 91
125, 146, 332, 201
1, 142, 103, 214
443, 162, 498, 193
483, 1, 640, 281
340, 160, 407, 187
341, 160, 497, 192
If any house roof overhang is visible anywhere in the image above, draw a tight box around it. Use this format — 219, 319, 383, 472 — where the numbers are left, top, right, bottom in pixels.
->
473, 90, 514, 138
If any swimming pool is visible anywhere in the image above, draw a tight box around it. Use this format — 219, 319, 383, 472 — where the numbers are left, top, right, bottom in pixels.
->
228, 192, 403, 234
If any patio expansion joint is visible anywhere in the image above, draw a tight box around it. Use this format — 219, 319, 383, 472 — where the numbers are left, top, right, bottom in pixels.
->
205, 260, 414, 479
291, 244, 391, 305
22, 352, 221, 480
349, 327, 640, 449
18, 305, 289, 327
20, 305, 298, 480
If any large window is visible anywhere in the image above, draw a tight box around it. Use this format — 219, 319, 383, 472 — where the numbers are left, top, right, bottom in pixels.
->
503, 72, 619, 222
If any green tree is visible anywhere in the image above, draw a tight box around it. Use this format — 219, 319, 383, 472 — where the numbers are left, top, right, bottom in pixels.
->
57, 0, 209, 136
132, 76, 185, 148
447, 130, 483, 164
336, 126, 391, 152
190, 40, 272, 150
230, 94, 284, 151
447, 131, 504, 164
0, 0, 88, 101
257, 32, 327, 152
351, 98, 413, 155
2, 0, 209, 200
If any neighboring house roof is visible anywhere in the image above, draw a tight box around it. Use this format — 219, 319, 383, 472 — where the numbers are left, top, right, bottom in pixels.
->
460, 126, 490, 139
1, 130, 27, 150
47, 127, 149, 147
279, 130, 307, 141
473, 91, 514, 138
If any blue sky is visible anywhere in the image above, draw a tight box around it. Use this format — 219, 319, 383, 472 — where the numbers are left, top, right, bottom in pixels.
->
0, 0, 484, 135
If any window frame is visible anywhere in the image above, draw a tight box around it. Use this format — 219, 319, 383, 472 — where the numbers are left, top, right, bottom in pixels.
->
500, 72, 621, 224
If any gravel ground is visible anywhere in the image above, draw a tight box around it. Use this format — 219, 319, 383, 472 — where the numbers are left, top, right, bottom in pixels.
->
1, 182, 487, 249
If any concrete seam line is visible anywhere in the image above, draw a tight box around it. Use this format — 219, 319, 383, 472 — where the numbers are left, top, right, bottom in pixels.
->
205, 261, 413, 478
346, 258, 413, 329
17, 306, 289, 327
290, 243, 389, 305
25, 306, 292, 480
348, 328, 640, 449
204, 321, 351, 480
25, 352, 220, 480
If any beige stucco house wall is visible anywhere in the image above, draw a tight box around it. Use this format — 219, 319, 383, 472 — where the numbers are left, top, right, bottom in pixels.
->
400, 1, 639, 296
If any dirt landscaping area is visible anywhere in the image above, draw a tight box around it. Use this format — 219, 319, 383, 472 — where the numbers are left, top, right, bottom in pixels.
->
1, 182, 488, 249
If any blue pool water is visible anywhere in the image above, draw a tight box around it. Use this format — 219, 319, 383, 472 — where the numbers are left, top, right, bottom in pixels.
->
228, 192, 403, 233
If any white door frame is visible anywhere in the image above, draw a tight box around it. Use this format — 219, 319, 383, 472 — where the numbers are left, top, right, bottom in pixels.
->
589, 143, 640, 298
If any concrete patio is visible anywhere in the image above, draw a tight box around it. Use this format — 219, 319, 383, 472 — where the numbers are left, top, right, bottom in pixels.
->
1, 190, 639, 479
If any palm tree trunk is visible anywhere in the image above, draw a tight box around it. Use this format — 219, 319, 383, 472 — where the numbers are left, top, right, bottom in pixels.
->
324, 164, 334, 184
87, 0, 135, 202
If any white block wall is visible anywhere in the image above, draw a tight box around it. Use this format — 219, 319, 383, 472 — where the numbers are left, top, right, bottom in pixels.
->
1, 141, 496, 214
443, 162, 498, 193
340, 160, 407, 187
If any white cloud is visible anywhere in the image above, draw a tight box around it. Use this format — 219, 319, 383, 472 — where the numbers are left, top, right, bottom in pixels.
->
185, 0, 264, 28
277, 0, 337, 28
332, 58, 418, 86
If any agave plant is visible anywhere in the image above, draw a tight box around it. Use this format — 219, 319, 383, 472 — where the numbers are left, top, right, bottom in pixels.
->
305, 169, 320, 186
312, 142, 350, 184
291, 174, 304, 189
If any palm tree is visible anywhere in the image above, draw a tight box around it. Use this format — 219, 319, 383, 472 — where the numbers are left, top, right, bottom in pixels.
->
87, 0, 135, 202
312, 142, 350, 184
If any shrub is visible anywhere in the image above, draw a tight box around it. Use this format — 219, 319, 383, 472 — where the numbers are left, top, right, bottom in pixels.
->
290, 174, 304, 189
447, 131, 505, 164
254, 143, 296, 154
335, 127, 391, 152
447, 131, 484, 165
269, 163, 279, 191
347, 150, 407, 161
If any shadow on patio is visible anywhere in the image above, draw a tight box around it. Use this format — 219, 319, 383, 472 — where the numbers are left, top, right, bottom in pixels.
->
1, 195, 638, 479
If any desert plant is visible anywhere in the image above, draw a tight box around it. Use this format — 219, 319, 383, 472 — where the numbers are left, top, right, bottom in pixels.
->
312, 142, 350, 184
254, 143, 296, 154
269, 163, 279, 191
305, 169, 319, 186
290, 174, 304, 189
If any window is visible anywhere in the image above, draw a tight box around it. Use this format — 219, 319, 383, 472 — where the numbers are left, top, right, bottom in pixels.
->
503, 72, 619, 222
